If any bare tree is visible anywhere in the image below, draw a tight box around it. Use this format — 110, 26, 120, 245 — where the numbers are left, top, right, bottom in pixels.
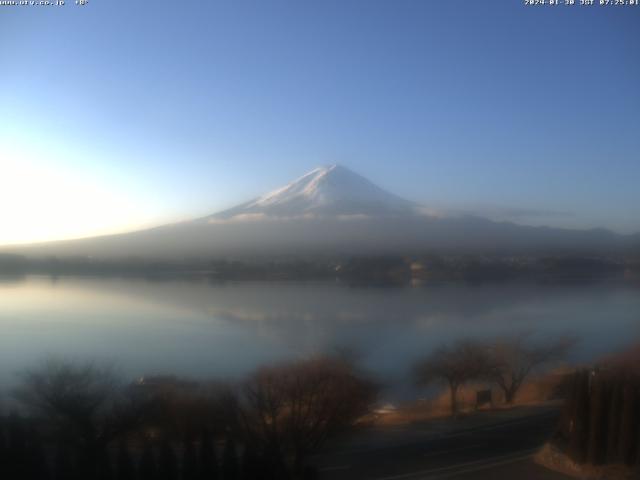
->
415, 340, 491, 417
14, 359, 150, 476
485, 333, 574, 404
231, 356, 377, 477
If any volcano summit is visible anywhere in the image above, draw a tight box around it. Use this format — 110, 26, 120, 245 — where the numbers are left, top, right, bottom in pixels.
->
3, 165, 637, 259
211, 165, 422, 220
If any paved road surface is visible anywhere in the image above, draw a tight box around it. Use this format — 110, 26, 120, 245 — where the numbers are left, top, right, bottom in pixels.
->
312, 408, 570, 479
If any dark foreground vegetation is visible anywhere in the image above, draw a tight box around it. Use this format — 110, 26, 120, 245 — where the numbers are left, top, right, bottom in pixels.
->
3, 335, 639, 479
554, 368, 640, 467
0, 357, 376, 480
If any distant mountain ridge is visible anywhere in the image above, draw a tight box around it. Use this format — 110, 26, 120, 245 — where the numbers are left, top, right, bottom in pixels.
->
2, 165, 639, 259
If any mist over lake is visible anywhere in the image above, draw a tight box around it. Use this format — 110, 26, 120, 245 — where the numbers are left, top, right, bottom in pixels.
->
1, 276, 638, 401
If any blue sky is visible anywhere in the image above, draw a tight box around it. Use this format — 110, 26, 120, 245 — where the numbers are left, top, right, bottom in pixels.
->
1, 0, 639, 243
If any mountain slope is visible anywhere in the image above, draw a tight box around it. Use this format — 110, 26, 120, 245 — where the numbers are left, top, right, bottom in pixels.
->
211, 165, 421, 219
2, 165, 637, 259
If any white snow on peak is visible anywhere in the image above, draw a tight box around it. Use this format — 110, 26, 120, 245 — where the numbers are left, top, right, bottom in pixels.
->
213, 164, 422, 219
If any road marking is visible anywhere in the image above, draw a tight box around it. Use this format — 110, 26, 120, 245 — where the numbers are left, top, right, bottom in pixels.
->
372, 448, 538, 480
423, 444, 482, 458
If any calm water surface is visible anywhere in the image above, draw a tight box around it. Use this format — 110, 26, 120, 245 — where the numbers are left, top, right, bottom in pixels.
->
1, 275, 639, 400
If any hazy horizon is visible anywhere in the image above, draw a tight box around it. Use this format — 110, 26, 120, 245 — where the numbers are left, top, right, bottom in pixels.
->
1, 163, 639, 250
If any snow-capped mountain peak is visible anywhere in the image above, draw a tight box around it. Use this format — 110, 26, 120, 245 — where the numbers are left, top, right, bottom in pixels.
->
213, 165, 420, 219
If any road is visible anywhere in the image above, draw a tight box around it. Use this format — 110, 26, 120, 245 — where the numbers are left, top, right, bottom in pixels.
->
312, 407, 570, 479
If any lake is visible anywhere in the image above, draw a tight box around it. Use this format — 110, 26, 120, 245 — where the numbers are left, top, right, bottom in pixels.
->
1, 275, 639, 401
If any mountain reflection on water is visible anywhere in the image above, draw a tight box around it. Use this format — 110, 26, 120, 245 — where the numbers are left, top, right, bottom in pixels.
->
0, 275, 639, 400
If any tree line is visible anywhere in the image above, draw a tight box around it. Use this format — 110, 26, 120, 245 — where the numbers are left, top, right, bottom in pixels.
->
414, 334, 574, 417
0, 333, 575, 478
0, 357, 376, 480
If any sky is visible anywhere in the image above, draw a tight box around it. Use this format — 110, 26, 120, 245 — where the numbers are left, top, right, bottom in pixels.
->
1, 0, 639, 245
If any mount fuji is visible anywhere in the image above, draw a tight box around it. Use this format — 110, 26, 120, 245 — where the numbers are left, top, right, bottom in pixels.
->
3, 165, 637, 259
211, 165, 422, 220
